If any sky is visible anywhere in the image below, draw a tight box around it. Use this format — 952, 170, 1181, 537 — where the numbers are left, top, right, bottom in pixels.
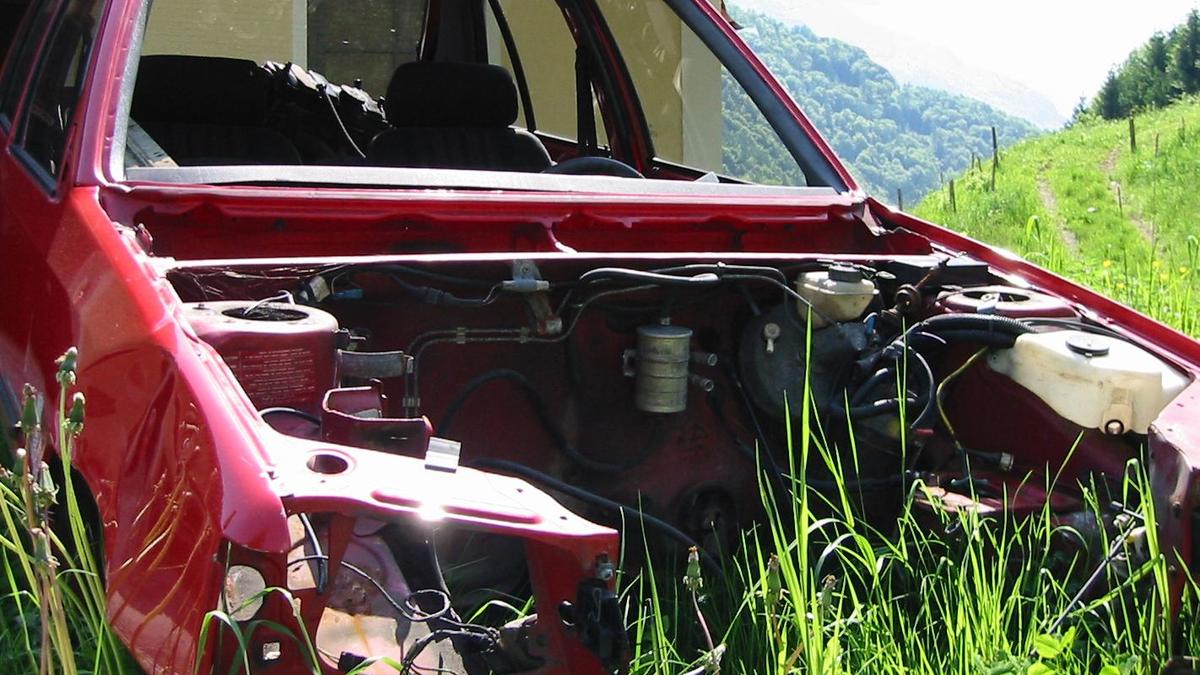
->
740, 0, 1200, 122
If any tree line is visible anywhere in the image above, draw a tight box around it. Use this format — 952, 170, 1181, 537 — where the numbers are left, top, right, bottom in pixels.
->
1089, 10, 1200, 120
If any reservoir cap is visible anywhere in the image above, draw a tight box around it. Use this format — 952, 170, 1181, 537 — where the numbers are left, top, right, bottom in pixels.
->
1066, 334, 1111, 358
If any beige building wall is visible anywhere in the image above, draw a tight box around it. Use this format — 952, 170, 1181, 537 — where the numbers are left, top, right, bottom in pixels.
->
141, 0, 306, 65
492, 0, 722, 172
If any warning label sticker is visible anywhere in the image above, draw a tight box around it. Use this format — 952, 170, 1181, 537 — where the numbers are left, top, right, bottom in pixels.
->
224, 347, 317, 408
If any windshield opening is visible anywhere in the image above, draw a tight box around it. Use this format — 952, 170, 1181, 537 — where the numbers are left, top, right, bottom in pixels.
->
122, 0, 824, 191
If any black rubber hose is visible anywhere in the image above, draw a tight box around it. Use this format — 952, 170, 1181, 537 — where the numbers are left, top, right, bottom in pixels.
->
906, 330, 1023, 351
836, 345, 937, 428
909, 313, 1032, 340
849, 368, 894, 406
259, 407, 321, 425
829, 395, 923, 421
652, 263, 789, 285
470, 458, 723, 579
438, 369, 656, 474
386, 275, 499, 308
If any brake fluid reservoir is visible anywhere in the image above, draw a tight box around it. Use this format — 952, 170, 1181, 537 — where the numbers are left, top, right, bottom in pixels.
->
987, 330, 1189, 434
796, 266, 877, 327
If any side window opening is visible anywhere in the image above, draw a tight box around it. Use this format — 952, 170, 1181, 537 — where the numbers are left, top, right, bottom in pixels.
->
0, 0, 56, 130
483, 0, 607, 150
0, 1, 34, 73
16, 0, 105, 182
594, 0, 807, 186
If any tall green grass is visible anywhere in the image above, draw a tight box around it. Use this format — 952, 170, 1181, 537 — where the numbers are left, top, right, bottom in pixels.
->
4, 338, 1196, 675
616, 397, 1183, 674
0, 349, 136, 674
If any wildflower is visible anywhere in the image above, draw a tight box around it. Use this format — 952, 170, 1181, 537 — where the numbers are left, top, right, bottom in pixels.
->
764, 553, 782, 606
1117, 282, 1127, 290
1102, 260, 1114, 268
1161, 273, 1171, 282
1153, 259, 1162, 269
19, 384, 39, 433
66, 392, 86, 436
683, 546, 703, 593
819, 574, 837, 615
55, 347, 78, 387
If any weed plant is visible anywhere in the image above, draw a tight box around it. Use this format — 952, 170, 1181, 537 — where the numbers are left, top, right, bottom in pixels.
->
0, 349, 136, 674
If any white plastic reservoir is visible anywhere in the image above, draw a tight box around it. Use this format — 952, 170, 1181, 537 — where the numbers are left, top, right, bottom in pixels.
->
796, 266, 877, 327
987, 330, 1189, 434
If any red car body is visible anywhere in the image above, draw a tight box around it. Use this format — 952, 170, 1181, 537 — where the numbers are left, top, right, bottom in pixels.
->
2, 1, 1199, 673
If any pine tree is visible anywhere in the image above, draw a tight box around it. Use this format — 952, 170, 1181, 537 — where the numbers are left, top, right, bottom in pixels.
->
1096, 70, 1124, 120
1174, 10, 1200, 95
1145, 33, 1172, 107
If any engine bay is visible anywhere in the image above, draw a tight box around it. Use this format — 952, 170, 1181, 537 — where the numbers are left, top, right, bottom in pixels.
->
161, 251, 1189, 671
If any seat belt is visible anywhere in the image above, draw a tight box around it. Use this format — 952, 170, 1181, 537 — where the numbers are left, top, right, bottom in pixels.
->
575, 47, 598, 156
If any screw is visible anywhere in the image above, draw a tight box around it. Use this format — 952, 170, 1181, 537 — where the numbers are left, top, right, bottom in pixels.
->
763, 323, 781, 355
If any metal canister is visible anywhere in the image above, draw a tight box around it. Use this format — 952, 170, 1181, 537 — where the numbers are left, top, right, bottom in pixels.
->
634, 324, 693, 414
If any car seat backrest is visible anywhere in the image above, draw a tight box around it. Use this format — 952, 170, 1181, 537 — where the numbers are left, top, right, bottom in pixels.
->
130, 55, 302, 166
367, 61, 551, 173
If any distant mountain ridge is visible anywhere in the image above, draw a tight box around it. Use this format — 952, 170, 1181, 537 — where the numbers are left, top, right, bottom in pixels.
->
724, 6, 1040, 202
729, 0, 1066, 129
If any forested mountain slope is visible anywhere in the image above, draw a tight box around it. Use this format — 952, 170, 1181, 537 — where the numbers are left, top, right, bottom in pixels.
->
723, 6, 1040, 200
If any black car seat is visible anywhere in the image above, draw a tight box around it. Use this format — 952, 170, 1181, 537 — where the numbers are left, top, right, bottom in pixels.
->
130, 55, 303, 166
367, 61, 552, 172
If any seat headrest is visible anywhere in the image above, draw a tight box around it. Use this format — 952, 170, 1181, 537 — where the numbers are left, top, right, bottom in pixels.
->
385, 62, 519, 128
131, 55, 272, 126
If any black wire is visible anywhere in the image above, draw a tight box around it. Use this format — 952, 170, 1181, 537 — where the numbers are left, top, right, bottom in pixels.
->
259, 407, 321, 425
577, 267, 721, 288
707, 389, 901, 493
438, 369, 661, 474
705, 388, 788, 497
383, 274, 502, 308
469, 458, 724, 580
288, 555, 456, 624
353, 264, 500, 289
297, 514, 328, 594
319, 85, 366, 159
401, 627, 497, 674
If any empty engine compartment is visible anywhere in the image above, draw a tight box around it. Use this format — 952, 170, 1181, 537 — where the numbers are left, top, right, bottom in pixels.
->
171, 254, 1190, 530
170, 253, 1190, 671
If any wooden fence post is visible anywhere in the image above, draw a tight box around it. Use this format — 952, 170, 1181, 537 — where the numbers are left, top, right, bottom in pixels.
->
1129, 116, 1137, 153
949, 179, 957, 213
990, 125, 999, 192
1155, 132, 1160, 157
897, 188, 904, 211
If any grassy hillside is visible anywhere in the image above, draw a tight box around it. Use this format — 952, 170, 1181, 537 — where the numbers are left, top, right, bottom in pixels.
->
915, 97, 1200, 337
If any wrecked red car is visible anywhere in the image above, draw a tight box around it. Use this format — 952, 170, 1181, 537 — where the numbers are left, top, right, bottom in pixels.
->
2, 0, 1199, 673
